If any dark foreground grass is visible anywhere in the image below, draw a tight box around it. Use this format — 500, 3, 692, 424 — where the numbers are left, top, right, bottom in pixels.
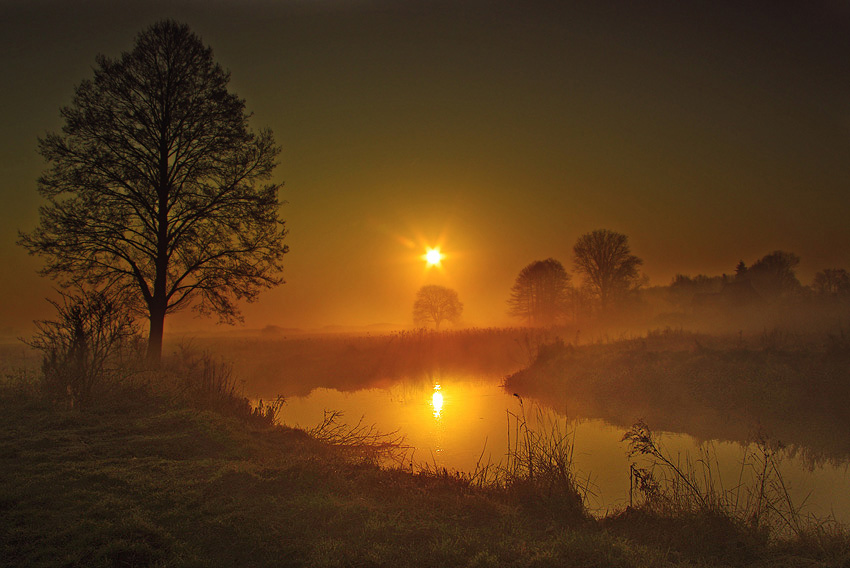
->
1, 377, 848, 567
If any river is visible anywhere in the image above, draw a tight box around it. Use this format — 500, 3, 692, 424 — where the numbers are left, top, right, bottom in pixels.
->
275, 372, 850, 523
206, 330, 850, 524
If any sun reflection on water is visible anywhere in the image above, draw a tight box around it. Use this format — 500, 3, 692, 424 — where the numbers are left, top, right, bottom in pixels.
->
270, 376, 850, 524
431, 384, 443, 419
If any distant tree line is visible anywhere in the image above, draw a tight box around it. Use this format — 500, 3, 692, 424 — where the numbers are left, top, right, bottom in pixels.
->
506, 232, 850, 329
670, 251, 850, 311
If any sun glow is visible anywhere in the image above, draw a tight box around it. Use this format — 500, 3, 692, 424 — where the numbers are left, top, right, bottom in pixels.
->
431, 384, 443, 419
424, 247, 443, 266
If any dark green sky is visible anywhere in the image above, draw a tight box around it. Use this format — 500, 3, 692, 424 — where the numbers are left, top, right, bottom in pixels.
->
2, 0, 849, 333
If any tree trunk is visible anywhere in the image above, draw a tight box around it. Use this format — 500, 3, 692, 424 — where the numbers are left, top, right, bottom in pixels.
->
146, 303, 166, 364
148, 141, 170, 365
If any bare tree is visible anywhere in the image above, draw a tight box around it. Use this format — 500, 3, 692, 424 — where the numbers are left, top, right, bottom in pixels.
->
413, 285, 463, 330
507, 258, 571, 326
18, 21, 288, 362
572, 229, 643, 308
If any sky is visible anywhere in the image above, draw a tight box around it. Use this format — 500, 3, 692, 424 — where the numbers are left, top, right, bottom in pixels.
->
1, 0, 849, 335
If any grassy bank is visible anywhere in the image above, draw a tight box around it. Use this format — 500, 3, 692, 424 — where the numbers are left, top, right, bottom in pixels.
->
505, 328, 850, 465
2, 368, 850, 567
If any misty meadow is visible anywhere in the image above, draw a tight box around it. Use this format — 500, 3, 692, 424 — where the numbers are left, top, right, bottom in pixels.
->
3, 4, 850, 568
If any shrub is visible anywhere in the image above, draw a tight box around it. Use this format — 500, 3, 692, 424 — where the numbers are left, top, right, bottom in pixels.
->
27, 290, 139, 407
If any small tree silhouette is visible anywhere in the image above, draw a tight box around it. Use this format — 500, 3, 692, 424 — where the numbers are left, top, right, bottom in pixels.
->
507, 258, 571, 326
413, 285, 463, 330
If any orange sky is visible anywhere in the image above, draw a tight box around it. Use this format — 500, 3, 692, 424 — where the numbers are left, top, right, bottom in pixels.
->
1, 1, 849, 335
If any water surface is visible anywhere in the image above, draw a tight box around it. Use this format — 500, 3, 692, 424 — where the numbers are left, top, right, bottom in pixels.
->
277, 373, 850, 522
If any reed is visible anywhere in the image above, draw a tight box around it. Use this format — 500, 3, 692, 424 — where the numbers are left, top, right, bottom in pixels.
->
499, 397, 589, 521
414, 398, 590, 523
623, 420, 837, 542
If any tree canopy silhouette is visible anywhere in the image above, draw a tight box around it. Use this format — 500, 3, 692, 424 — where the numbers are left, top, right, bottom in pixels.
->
18, 20, 287, 362
413, 285, 463, 331
742, 251, 801, 299
572, 229, 642, 308
507, 258, 571, 326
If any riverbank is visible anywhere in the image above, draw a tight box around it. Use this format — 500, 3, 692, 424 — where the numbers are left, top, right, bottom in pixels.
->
506, 329, 850, 465
2, 373, 849, 567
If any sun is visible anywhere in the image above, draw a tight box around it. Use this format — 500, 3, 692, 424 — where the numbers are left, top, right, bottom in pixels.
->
424, 248, 443, 266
